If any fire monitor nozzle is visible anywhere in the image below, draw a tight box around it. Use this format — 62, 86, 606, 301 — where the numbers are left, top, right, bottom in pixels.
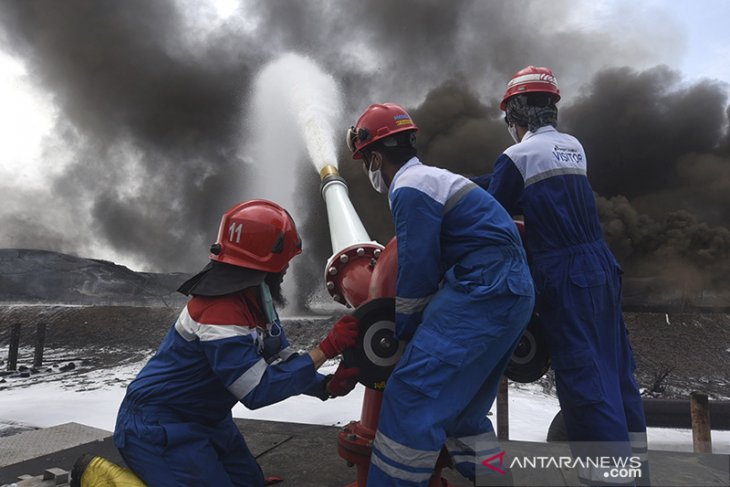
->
319, 164, 339, 181
319, 165, 372, 254
319, 164, 383, 308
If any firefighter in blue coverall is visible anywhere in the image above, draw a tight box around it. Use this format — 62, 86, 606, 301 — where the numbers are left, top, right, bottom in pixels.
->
346, 104, 535, 486
113, 200, 361, 487
473, 66, 649, 485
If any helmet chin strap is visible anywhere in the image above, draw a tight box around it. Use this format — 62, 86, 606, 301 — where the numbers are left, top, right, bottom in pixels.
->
259, 282, 277, 325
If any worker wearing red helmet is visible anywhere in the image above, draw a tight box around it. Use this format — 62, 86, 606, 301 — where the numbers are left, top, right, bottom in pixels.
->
347, 104, 534, 486
113, 200, 360, 487
474, 66, 649, 484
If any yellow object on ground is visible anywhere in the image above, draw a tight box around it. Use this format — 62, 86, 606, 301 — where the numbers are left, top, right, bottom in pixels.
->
71, 454, 146, 487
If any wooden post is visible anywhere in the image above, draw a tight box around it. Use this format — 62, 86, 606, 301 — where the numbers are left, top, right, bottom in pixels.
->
497, 376, 509, 441
690, 391, 712, 453
7, 323, 21, 371
34, 323, 46, 368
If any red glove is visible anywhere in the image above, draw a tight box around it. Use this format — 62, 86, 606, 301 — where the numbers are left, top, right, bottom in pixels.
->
326, 364, 360, 397
319, 315, 359, 359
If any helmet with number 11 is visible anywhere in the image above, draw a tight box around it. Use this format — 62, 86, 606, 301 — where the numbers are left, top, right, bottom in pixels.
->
209, 200, 302, 273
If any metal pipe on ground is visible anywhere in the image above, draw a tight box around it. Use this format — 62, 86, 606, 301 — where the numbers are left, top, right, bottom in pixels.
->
691, 391, 712, 453
643, 397, 730, 430
547, 396, 730, 442
497, 376, 509, 441
33, 323, 46, 368
7, 323, 21, 371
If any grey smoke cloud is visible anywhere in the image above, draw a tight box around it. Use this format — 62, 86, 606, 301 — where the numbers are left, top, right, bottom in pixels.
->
0, 0, 256, 271
0, 0, 727, 303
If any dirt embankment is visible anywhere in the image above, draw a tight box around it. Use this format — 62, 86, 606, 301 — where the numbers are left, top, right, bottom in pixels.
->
625, 311, 730, 399
0, 305, 728, 399
0, 305, 337, 351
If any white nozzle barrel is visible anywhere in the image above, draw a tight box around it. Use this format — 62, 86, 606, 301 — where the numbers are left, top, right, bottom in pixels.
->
319, 165, 372, 254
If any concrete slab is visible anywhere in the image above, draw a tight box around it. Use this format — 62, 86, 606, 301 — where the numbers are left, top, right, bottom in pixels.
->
0, 435, 123, 485
644, 448, 730, 486
0, 423, 109, 468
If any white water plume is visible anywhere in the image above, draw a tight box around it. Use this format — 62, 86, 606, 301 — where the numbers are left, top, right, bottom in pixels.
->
250, 53, 343, 175
246, 53, 344, 313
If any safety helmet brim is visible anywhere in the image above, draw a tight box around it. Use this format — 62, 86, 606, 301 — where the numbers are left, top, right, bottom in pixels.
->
178, 260, 267, 297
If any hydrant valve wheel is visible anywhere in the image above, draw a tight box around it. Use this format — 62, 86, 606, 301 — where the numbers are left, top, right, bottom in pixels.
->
504, 313, 551, 383
343, 297, 404, 390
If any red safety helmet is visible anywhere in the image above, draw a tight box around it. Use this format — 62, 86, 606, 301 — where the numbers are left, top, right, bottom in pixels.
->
209, 200, 302, 273
500, 66, 561, 111
346, 103, 419, 160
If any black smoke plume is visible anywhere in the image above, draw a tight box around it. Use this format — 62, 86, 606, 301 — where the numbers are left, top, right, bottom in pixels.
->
0, 1, 727, 307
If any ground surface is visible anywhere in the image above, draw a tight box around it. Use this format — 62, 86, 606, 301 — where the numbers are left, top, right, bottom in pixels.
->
3, 420, 729, 487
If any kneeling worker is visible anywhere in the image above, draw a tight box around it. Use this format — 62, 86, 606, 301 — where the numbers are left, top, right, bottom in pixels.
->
110, 200, 360, 486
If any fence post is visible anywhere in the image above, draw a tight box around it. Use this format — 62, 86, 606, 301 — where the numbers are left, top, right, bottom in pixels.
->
497, 375, 509, 441
34, 323, 46, 368
690, 391, 712, 453
8, 323, 21, 371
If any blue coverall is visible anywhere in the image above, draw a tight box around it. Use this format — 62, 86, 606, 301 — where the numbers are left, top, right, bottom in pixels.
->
474, 125, 648, 484
367, 157, 535, 486
114, 288, 327, 487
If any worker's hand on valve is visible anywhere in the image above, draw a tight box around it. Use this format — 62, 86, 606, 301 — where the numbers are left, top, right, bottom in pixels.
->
318, 315, 359, 359
326, 363, 360, 397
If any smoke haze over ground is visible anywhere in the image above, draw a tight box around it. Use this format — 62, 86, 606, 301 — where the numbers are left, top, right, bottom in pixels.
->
0, 0, 728, 304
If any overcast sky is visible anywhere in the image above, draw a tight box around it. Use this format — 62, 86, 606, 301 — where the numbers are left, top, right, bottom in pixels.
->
0, 0, 728, 303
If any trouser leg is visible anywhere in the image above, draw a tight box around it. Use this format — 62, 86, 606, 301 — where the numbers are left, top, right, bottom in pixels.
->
117, 415, 263, 487
368, 285, 531, 486
446, 331, 522, 484
366, 328, 456, 487
214, 418, 266, 487
539, 255, 637, 485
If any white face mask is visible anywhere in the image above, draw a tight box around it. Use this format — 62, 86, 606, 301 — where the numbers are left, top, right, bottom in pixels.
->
363, 153, 388, 194
507, 124, 521, 144
368, 166, 388, 194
